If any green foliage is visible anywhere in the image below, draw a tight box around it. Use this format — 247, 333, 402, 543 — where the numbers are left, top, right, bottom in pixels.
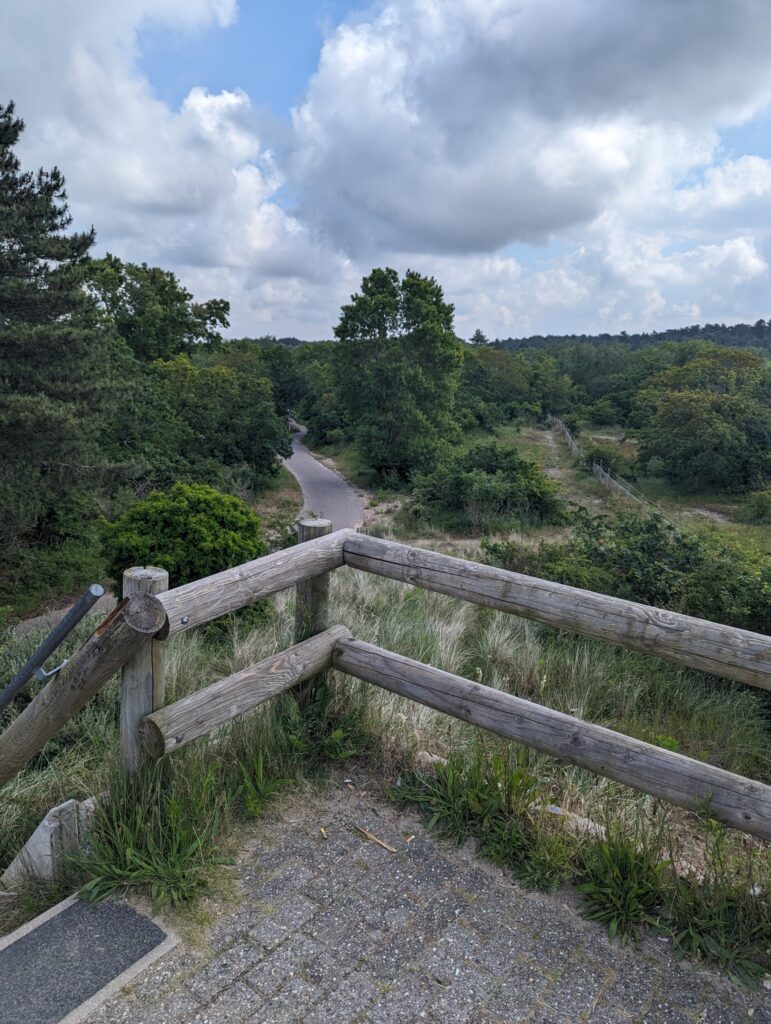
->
393, 749, 575, 891
578, 823, 666, 943
237, 751, 289, 817
78, 759, 227, 908
0, 106, 290, 616
412, 441, 564, 532
581, 442, 635, 478
659, 819, 771, 988
740, 487, 771, 525
103, 482, 267, 587
0, 101, 122, 610
334, 267, 464, 479
86, 254, 229, 362
483, 509, 770, 633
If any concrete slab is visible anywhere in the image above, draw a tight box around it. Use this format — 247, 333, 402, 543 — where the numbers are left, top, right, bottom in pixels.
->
0, 895, 176, 1024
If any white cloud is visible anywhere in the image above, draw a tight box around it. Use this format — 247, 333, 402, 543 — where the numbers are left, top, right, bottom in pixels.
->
2, 0, 771, 338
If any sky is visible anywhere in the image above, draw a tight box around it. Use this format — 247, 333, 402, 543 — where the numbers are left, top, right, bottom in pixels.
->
3, 0, 771, 340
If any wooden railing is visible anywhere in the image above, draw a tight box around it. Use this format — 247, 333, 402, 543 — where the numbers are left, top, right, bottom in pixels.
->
2, 520, 770, 841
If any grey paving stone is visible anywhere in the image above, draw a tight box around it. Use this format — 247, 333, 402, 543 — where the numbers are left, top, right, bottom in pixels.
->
185, 941, 263, 999
365, 929, 428, 981
135, 991, 204, 1024
208, 906, 262, 951
260, 975, 323, 1023
640, 1005, 695, 1024
301, 867, 359, 906
597, 960, 661, 1014
253, 864, 316, 901
523, 1007, 572, 1024
366, 977, 432, 1023
585, 1006, 634, 1024
77, 784, 754, 1024
484, 960, 550, 1022
540, 956, 608, 1017
191, 981, 263, 1023
412, 890, 469, 938
423, 962, 499, 1024
302, 969, 380, 1024
304, 948, 356, 994
698, 1002, 751, 1024
244, 933, 319, 995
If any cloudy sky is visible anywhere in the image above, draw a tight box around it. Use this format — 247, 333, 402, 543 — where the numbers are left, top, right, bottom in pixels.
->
3, 0, 771, 340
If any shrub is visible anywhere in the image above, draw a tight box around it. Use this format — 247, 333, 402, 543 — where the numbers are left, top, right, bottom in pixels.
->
412, 441, 564, 532
740, 488, 771, 525
103, 482, 267, 587
483, 509, 770, 633
581, 442, 635, 479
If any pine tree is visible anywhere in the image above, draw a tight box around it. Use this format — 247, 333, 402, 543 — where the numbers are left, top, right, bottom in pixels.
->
0, 100, 110, 609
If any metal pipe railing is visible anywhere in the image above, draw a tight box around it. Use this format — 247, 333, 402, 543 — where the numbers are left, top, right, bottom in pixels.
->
0, 584, 104, 715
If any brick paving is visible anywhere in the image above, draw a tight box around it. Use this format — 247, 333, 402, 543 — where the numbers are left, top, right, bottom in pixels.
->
82, 780, 769, 1024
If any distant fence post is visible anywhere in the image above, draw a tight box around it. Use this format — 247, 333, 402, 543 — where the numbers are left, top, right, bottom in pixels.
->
293, 519, 333, 701
120, 566, 169, 774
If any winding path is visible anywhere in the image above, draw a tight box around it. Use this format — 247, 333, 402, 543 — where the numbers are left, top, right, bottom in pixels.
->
284, 425, 365, 530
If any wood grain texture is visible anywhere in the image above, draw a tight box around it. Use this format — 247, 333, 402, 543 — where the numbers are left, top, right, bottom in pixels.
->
343, 534, 770, 689
294, 520, 333, 643
141, 625, 352, 757
158, 528, 355, 637
120, 567, 169, 775
0, 594, 165, 789
332, 638, 771, 840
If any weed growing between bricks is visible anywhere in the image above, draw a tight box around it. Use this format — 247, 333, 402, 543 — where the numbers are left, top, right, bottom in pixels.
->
391, 746, 771, 989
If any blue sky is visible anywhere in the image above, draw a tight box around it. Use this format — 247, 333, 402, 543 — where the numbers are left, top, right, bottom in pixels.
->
139, 2, 358, 120
3, 0, 771, 339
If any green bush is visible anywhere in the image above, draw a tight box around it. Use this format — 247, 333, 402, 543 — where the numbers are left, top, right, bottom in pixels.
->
739, 488, 771, 525
483, 509, 770, 633
411, 441, 564, 532
581, 442, 635, 479
103, 482, 267, 587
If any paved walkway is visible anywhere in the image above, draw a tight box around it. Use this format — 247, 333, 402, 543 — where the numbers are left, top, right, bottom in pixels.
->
83, 782, 767, 1024
284, 425, 365, 530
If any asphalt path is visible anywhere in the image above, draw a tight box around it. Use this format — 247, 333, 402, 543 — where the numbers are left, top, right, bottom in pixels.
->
284, 425, 365, 530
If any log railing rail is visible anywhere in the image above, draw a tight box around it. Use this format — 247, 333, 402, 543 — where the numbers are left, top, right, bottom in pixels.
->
2, 523, 769, 841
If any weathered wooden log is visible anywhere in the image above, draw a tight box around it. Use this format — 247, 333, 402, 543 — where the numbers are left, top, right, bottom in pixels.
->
332, 638, 771, 840
141, 625, 352, 758
0, 594, 166, 789
120, 566, 169, 774
342, 535, 770, 689
158, 529, 355, 637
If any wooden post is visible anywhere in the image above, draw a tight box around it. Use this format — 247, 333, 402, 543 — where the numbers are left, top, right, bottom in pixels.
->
293, 519, 333, 701
120, 566, 168, 774
294, 519, 333, 642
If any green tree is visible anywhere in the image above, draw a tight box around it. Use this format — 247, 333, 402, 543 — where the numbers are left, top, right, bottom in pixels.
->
86, 254, 229, 361
334, 268, 463, 478
0, 101, 117, 608
637, 390, 770, 491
